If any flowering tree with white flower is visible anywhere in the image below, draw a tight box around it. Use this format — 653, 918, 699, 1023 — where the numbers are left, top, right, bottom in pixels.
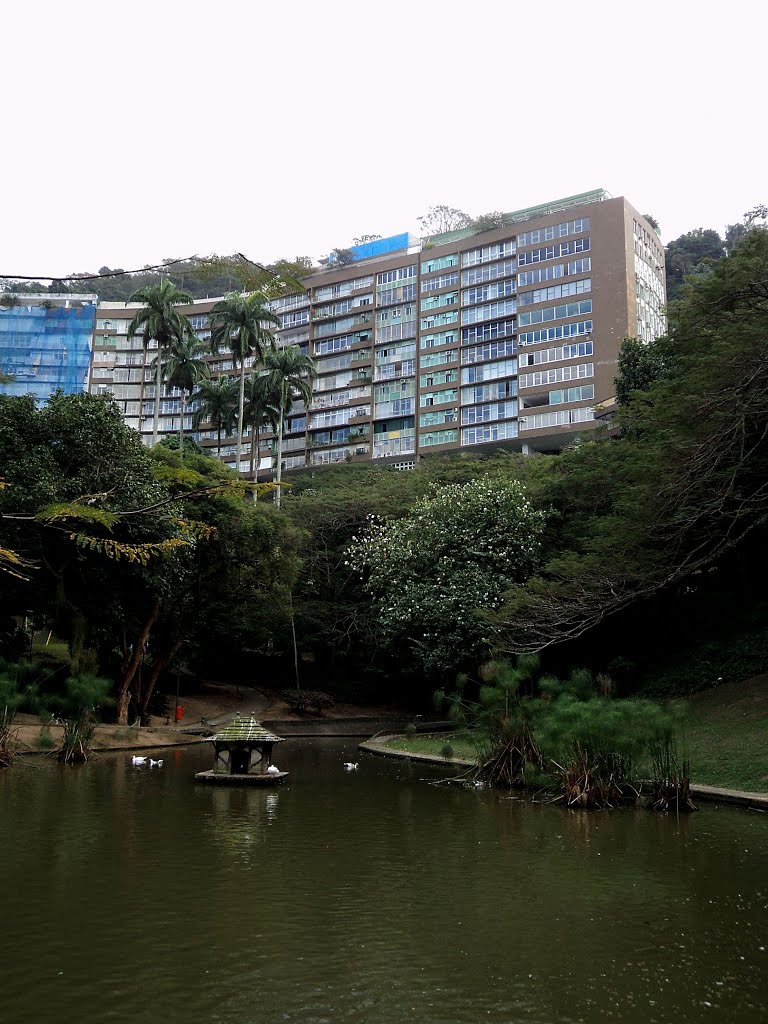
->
347, 478, 547, 677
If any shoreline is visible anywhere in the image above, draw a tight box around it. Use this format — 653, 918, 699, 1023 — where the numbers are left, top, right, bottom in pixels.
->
359, 736, 768, 812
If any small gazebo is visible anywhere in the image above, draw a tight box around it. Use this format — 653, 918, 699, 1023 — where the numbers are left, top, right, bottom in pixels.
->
194, 715, 288, 785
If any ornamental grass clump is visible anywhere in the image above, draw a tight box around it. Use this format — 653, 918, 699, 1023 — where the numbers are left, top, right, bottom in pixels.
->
52, 673, 112, 765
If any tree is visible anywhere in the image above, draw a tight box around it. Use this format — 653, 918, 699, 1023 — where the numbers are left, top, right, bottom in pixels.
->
208, 292, 280, 474
328, 248, 357, 267
126, 280, 196, 447
417, 205, 471, 237
664, 228, 725, 302
470, 211, 507, 233
614, 337, 667, 406
260, 347, 316, 508
193, 376, 238, 459
724, 204, 767, 254
243, 371, 280, 483
347, 478, 547, 678
493, 229, 768, 654
643, 214, 660, 233
159, 337, 210, 458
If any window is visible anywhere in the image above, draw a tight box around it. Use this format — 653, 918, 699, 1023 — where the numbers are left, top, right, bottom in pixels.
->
419, 428, 459, 447
421, 253, 459, 273
518, 299, 592, 328
461, 421, 518, 445
376, 265, 417, 285
460, 358, 517, 385
461, 240, 515, 267
517, 217, 590, 247
519, 362, 594, 388
518, 321, 593, 347
517, 258, 591, 287
420, 329, 458, 349
420, 388, 458, 407
420, 310, 459, 330
518, 278, 592, 307
517, 237, 591, 267
421, 271, 459, 293
461, 279, 515, 307
461, 299, 517, 326
420, 291, 458, 312
461, 259, 516, 287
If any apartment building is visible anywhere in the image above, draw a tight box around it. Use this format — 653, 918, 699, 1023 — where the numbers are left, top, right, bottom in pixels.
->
84, 189, 664, 474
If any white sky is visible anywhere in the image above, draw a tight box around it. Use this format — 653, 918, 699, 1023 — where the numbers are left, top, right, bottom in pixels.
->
0, 0, 762, 279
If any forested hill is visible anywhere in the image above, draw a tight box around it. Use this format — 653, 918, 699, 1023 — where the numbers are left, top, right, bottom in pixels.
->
0, 255, 315, 302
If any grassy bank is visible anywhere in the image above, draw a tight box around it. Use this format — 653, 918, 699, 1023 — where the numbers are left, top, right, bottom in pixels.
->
683, 674, 768, 792
381, 676, 768, 794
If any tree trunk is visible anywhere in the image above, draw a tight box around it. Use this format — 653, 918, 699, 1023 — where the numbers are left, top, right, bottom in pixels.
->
254, 422, 261, 499
116, 602, 160, 725
236, 357, 246, 475
139, 636, 184, 724
152, 346, 162, 447
275, 398, 285, 508
179, 391, 186, 460
249, 419, 257, 479
217, 425, 222, 461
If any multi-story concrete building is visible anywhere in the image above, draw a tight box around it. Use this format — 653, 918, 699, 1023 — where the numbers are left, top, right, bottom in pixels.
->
85, 189, 664, 475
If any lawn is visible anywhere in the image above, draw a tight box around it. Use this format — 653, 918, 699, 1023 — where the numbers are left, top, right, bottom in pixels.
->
684, 674, 768, 792
381, 677, 768, 794
384, 730, 479, 762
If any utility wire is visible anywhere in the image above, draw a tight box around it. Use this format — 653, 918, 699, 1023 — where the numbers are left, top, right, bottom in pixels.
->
0, 252, 278, 284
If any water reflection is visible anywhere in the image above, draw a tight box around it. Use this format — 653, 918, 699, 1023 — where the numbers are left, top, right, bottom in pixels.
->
1, 740, 767, 1024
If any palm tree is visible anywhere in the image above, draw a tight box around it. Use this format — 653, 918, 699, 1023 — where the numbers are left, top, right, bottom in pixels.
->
243, 371, 280, 483
127, 280, 195, 447
261, 346, 316, 508
193, 376, 238, 460
159, 337, 210, 458
208, 292, 280, 474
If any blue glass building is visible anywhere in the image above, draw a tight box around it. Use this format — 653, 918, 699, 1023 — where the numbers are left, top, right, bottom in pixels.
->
0, 296, 96, 401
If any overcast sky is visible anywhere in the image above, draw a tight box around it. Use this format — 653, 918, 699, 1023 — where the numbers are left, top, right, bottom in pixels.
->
0, 0, 761, 280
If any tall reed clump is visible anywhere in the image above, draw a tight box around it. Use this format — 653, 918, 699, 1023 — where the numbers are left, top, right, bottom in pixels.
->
439, 656, 544, 788
53, 674, 112, 765
0, 657, 49, 768
645, 704, 696, 812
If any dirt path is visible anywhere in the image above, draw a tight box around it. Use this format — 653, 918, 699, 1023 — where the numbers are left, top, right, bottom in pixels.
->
10, 681, 407, 754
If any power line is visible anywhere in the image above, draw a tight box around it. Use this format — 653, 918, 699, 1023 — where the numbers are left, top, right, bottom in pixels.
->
0, 253, 277, 284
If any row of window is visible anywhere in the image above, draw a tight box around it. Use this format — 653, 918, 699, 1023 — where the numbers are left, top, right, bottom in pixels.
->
518, 319, 593, 347
461, 380, 517, 404
421, 291, 458, 312
461, 357, 517, 385
461, 240, 515, 268
461, 420, 519, 445
519, 407, 594, 431
421, 271, 458, 293
376, 283, 416, 307
461, 258, 516, 287
420, 369, 458, 388
420, 408, 458, 427
421, 253, 459, 274
519, 361, 594, 388
517, 217, 590, 247
376, 265, 417, 285
461, 338, 517, 365
517, 236, 591, 267
461, 399, 518, 425
518, 299, 592, 328
517, 258, 591, 287
462, 279, 515, 307
518, 339, 593, 368
461, 298, 517, 326
420, 428, 459, 447
462, 318, 516, 344
518, 278, 592, 308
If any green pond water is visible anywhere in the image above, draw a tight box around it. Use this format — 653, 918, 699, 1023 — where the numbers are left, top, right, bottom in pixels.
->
1, 738, 767, 1024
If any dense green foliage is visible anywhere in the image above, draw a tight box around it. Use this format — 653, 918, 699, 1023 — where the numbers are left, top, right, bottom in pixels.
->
0, 392, 301, 723
348, 479, 546, 676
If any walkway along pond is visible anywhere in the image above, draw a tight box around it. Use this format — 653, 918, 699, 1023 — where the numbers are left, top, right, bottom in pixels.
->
2, 738, 767, 1024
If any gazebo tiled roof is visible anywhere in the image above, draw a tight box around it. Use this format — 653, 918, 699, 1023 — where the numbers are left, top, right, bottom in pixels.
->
211, 715, 284, 744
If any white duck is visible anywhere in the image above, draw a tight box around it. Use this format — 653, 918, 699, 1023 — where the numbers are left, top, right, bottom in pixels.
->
131, 756, 147, 766
266, 765, 281, 775
344, 762, 359, 771
149, 759, 164, 768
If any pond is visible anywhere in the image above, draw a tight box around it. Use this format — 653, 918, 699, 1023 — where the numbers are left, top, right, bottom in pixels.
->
1, 739, 767, 1023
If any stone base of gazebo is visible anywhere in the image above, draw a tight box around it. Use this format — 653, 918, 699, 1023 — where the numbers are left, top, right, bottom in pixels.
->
194, 769, 289, 786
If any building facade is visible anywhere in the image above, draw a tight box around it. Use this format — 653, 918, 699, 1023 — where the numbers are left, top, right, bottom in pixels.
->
85, 190, 664, 474
0, 294, 97, 401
